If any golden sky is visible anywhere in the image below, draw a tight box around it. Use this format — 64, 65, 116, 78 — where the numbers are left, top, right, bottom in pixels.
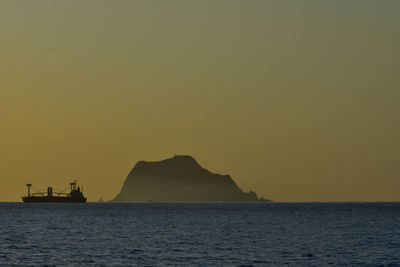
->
1, 1, 399, 201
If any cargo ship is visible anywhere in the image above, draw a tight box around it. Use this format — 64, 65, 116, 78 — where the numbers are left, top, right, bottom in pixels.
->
22, 180, 87, 203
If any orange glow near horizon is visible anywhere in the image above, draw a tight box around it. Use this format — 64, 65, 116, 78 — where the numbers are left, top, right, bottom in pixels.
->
1, 0, 400, 202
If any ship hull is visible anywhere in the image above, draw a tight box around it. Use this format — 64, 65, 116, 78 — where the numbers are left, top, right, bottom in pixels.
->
22, 196, 87, 203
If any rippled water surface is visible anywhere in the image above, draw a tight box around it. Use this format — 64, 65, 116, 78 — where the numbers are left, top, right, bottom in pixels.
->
1, 203, 400, 266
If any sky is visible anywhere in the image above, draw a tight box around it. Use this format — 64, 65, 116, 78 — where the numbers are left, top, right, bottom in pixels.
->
1, 0, 399, 202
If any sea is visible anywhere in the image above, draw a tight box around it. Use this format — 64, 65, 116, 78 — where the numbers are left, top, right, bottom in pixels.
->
0, 203, 399, 266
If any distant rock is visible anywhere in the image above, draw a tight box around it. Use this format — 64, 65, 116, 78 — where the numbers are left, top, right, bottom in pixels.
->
113, 155, 270, 202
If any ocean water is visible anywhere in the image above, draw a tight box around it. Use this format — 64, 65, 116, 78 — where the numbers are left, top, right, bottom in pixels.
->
0, 203, 399, 266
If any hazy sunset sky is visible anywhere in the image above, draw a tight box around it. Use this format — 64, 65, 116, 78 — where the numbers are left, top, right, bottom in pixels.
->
1, 0, 399, 202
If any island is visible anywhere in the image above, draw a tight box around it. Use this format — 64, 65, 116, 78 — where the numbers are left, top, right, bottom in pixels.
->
112, 155, 270, 202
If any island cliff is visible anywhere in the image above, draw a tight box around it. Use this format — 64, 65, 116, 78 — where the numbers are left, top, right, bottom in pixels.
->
113, 155, 268, 202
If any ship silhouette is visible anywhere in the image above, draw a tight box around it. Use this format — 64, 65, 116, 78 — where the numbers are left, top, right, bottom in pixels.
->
22, 180, 87, 203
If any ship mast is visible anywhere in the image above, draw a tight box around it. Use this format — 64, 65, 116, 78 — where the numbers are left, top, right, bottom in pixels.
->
26, 184, 32, 197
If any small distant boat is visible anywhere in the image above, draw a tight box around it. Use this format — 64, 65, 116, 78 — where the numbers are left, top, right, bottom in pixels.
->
22, 180, 87, 203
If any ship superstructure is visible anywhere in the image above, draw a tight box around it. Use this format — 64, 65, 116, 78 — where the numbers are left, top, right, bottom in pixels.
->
22, 180, 87, 203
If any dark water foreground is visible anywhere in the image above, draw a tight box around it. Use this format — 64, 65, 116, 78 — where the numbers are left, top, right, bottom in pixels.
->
0, 203, 399, 266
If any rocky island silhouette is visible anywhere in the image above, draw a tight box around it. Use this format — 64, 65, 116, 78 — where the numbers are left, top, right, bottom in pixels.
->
113, 155, 270, 202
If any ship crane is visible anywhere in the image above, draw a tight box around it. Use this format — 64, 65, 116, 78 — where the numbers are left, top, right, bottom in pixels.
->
70, 180, 77, 191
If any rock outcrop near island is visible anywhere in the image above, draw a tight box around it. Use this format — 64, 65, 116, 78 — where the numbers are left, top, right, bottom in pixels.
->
113, 155, 267, 202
